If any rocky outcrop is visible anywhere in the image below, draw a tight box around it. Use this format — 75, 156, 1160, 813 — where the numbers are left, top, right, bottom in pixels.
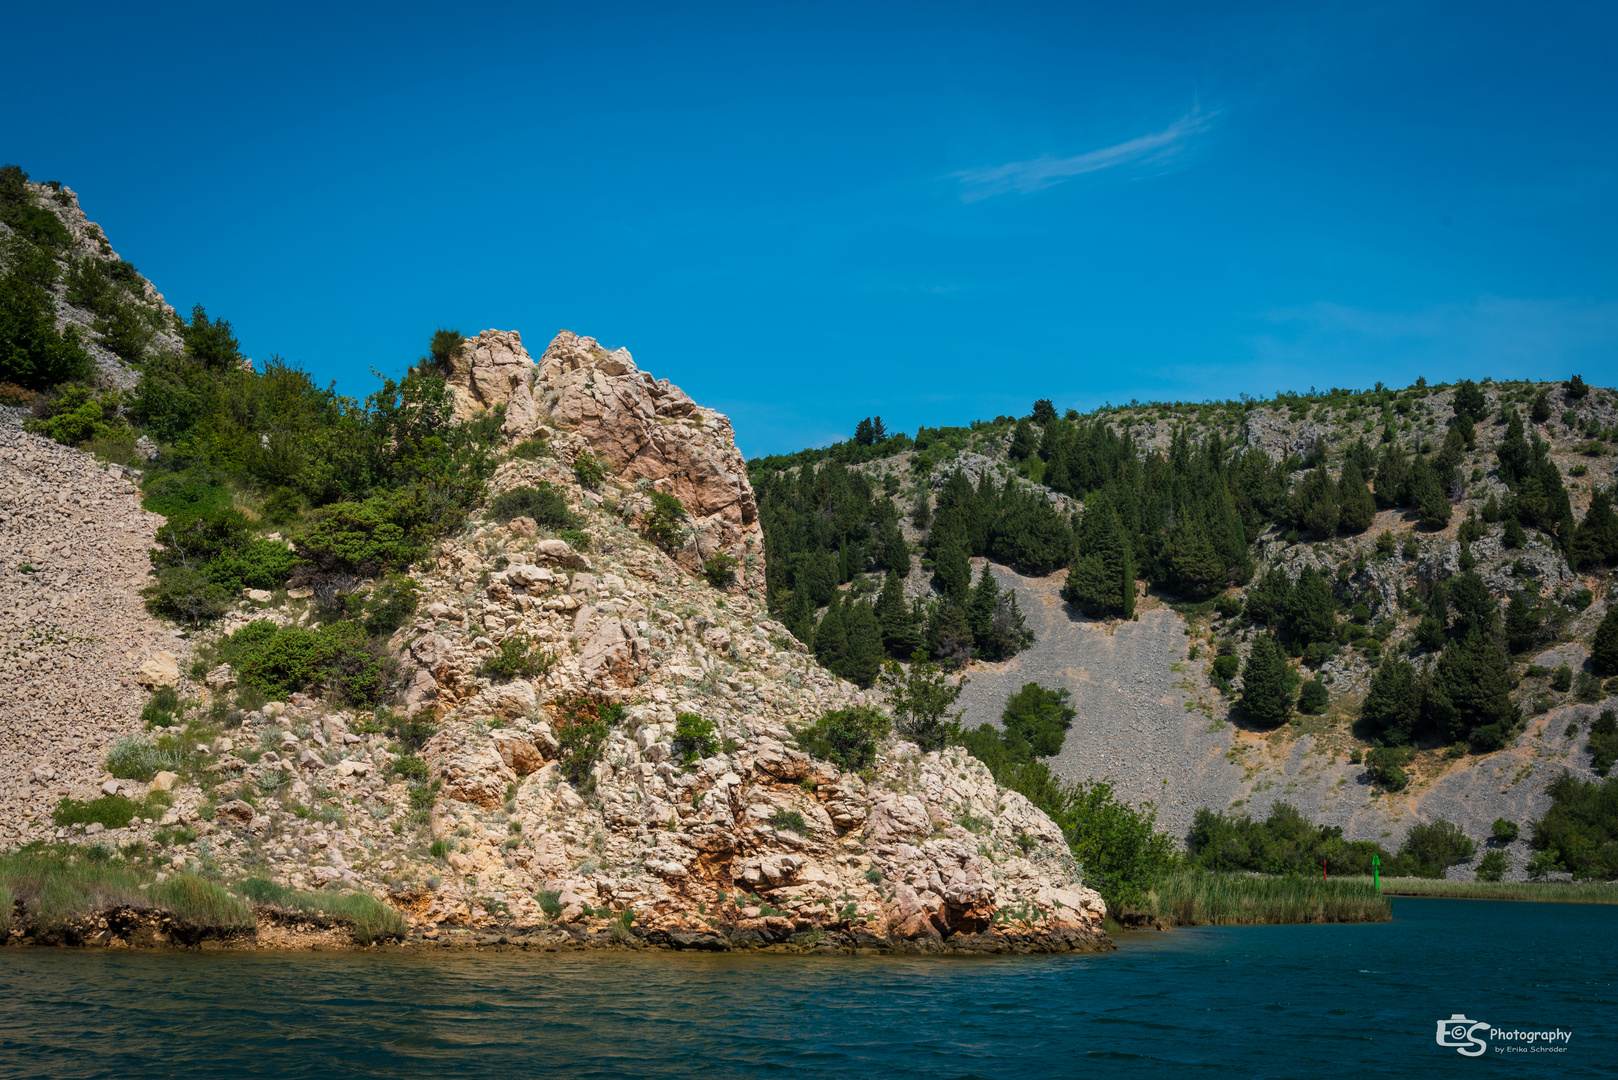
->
436, 329, 764, 589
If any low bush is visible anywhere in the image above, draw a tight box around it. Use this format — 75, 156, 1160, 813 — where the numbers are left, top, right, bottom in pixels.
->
769, 809, 809, 835
1395, 819, 1476, 878
670, 712, 717, 764
795, 705, 890, 772
105, 735, 181, 781
701, 552, 738, 589
140, 686, 181, 728
1475, 850, 1508, 882
1530, 771, 1618, 880
1590, 708, 1618, 776
26, 383, 128, 445
509, 436, 548, 460
361, 575, 420, 637
1364, 745, 1413, 791
50, 792, 169, 829
215, 619, 393, 707
1297, 677, 1329, 715
643, 491, 687, 551
573, 451, 606, 490
552, 695, 623, 785
488, 483, 576, 528
479, 634, 552, 680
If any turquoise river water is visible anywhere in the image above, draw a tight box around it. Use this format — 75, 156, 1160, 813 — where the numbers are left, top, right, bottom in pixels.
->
0, 898, 1612, 1079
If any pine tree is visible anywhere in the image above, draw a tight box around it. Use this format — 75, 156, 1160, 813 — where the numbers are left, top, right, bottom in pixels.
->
1592, 607, 1618, 676
1239, 634, 1297, 727
966, 564, 1000, 652
1410, 457, 1452, 529
1338, 459, 1376, 534
1361, 656, 1421, 744
1031, 398, 1058, 424
1571, 489, 1618, 571
1374, 442, 1409, 508
1452, 379, 1487, 421
929, 601, 975, 667
813, 599, 848, 671
1504, 592, 1541, 654
785, 585, 816, 645
932, 541, 971, 603
1287, 566, 1337, 646
1502, 516, 1526, 548
1428, 629, 1516, 743
841, 600, 884, 688
1009, 418, 1038, 460
1168, 516, 1223, 599
1529, 390, 1551, 424
1498, 409, 1531, 483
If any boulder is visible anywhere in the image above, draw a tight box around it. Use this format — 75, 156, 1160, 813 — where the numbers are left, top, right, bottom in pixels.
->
535, 539, 590, 569
204, 664, 237, 690
219, 800, 255, 825
149, 771, 178, 792
135, 651, 180, 689
578, 616, 650, 687
866, 794, 931, 843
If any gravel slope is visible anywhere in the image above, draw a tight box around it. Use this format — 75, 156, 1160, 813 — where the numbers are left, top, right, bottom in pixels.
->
954, 560, 1604, 877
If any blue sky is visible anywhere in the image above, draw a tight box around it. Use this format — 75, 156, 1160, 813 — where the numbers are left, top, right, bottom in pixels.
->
6, 1, 1616, 456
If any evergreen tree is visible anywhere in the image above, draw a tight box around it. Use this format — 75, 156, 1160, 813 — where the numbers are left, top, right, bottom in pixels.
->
1410, 457, 1452, 529
1426, 629, 1516, 743
1498, 409, 1531, 482
785, 585, 816, 644
1451, 379, 1487, 421
910, 492, 931, 530
1481, 493, 1501, 523
933, 541, 971, 602
929, 601, 975, 667
1009, 418, 1038, 460
1239, 634, 1297, 727
1338, 459, 1376, 534
1031, 398, 1058, 424
879, 651, 964, 750
874, 569, 924, 658
1287, 566, 1337, 646
1592, 607, 1618, 676
1502, 516, 1526, 548
1570, 488, 1618, 571
1529, 389, 1551, 424
1361, 656, 1421, 744
1244, 567, 1292, 628
1062, 489, 1133, 617
841, 599, 885, 688
1503, 592, 1542, 654
1374, 442, 1409, 508
966, 564, 1001, 651
1446, 571, 1494, 642
813, 599, 848, 671
1167, 516, 1223, 599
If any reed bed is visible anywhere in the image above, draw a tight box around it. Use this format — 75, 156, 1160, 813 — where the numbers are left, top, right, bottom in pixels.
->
1133, 871, 1392, 926
1342, 876, 1618, 905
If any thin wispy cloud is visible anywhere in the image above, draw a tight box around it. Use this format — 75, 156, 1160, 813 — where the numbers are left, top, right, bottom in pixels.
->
955, 108, 1216, 201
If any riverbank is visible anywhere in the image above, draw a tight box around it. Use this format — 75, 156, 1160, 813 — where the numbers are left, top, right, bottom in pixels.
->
0, 849, 1112, 955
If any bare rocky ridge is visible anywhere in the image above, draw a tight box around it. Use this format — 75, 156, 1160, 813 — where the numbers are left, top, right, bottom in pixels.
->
440, 329, 764, 590
2, 338, 1108, 953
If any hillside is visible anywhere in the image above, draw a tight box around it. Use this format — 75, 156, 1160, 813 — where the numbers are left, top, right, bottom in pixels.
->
748, 383, 1618, 879
0, 171, 1110, 951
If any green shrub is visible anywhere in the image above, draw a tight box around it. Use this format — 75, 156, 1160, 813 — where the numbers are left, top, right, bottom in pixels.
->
236, 877, 405, 943
489, 483, 576, 528
392, 754, 429, 782
362, 575, 420, 637
1364, 746, 1413, 791
142, 564, 230, 625
140, 686, 181, 728
105, 735, 181, 781
552, 695, 621, 785
1551, 664, 1573, 692
216, 619, 392, 707
1530, 771, 1618, 880
0, 243, 92, 389
509, 436, 548, 460
535, 889, 563, 919
1394, 819, 1476, 878
50, 794, 159, 829
769, 809, 809, 835
479, 634, 552, 680
671, 712, 717, 764
643, 491, 688, 551
1474, 850, 1509, 882
1189, 803, 1392, 876
573, 451, 607, 490
701, 552, 739, 589
27, 383, 128, 445
1491, 818, 1520, 842
795, 705, 890, 772
295, 497, 422, 577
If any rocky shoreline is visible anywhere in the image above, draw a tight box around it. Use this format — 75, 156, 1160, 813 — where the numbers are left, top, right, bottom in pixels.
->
4, 910, 1114, 955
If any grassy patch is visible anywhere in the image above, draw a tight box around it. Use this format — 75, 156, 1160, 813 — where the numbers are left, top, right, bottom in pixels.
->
1129, 871, 1391, 925
51, 792, 172, 829
237, 877, 407, 943
0, 849, 251, 934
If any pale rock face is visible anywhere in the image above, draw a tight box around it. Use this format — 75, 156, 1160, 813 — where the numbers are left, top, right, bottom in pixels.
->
436, 328, 765, 590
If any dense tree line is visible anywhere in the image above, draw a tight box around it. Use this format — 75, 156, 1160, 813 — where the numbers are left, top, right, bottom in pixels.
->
1188, 803, 1476, 878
